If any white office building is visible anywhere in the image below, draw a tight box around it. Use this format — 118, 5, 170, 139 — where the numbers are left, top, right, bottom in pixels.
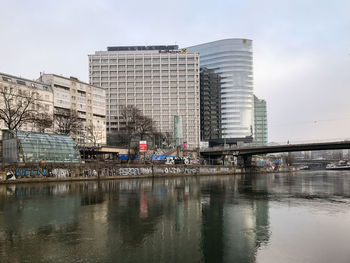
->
89, 45, 200, 149
187, 39, 254, 143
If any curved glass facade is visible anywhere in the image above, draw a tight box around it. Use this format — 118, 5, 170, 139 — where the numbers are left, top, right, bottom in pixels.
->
2, 131, 81, 163
187, 39, 254, 140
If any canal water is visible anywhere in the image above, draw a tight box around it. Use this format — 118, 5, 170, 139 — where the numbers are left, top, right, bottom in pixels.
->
0, 171, 350, 263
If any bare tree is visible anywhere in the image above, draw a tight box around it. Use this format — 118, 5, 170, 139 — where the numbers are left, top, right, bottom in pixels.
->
120, 105, 141, 160
120, 105, 156, 161
54, 109, 83, 141
86, 123, 104, 146
0, 84, 41, 132
34, 112, 54, 133
136, 115, 155, 140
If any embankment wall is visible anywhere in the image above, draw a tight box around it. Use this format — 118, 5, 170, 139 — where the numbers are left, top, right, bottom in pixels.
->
0, 162, 296, 184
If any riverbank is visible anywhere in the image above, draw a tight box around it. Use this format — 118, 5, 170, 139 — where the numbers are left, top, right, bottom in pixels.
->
0, 162, 298, 184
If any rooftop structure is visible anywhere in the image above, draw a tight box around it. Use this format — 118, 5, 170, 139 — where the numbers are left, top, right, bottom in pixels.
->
0, 72, 52, 92
107, 45, 179, 52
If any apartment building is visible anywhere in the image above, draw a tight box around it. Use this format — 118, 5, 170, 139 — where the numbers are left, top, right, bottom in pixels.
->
89, 45, 200, 149
0, 72, 54, 134
40, 74, 106, 145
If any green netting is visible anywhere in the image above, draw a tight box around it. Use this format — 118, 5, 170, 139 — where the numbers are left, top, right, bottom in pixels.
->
16, 131, 81, 163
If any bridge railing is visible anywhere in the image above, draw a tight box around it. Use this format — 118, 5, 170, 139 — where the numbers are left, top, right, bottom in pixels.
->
270, 138, 350, 145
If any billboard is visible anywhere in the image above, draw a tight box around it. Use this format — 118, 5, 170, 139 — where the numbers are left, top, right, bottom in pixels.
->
139, 141, 147, 152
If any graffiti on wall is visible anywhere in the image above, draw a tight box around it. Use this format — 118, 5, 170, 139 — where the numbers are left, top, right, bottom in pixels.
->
83, 170, 98, 177
119, 168, 141, 176
101, 168, 119, 177
15, 169, 47, 177
140, 167, 152, 174
50, 169, 70, 178
153, 167, 181, 174
184, 167, 197, 174
0, 165, 235, 181
117, 167, 153, 176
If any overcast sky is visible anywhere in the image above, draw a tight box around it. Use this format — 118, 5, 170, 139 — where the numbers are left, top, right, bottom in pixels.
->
1, 0, 349, 142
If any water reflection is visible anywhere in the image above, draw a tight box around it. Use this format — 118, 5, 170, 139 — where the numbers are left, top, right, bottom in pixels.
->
0, 171, 349, 262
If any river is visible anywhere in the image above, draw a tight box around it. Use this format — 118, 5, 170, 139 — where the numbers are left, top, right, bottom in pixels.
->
0, 171, 350, 263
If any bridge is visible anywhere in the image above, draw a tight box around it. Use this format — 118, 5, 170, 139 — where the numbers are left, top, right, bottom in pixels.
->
200, 141, 350, 166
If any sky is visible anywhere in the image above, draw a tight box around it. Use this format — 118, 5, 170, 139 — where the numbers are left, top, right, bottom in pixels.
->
1, 0, 349, 142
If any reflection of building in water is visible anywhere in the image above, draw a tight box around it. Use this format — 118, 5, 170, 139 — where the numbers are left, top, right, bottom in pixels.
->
0, 185, 7, 211
222, 200, 269, 263
102, 178, 203, 262
0, 186, 80, 233
0, 183, 111, 262
0, 176, 271, 262
76, 197, 110, 258
201, 175, 270, 263
201, 184, 225, 263
0, 185, 82, 261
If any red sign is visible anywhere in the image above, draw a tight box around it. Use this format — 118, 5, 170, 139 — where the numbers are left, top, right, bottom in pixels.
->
139, 140, 147, 152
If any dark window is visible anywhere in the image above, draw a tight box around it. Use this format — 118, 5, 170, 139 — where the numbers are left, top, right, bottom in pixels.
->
2, 77, 12, 82
16, 80, 26, 85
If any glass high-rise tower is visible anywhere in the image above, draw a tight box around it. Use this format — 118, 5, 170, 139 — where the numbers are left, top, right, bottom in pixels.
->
187, 39, 254, 143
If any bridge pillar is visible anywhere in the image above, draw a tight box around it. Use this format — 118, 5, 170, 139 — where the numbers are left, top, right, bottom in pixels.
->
237, 154, 252, 168
242, 154, 252, 168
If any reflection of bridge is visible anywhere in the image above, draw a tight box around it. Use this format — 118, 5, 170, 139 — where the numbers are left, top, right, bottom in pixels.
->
294, 159, 338, 169
200, 141, 350, 166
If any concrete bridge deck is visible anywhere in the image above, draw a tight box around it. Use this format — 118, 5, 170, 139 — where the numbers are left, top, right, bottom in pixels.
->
200, 141, 350, 157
